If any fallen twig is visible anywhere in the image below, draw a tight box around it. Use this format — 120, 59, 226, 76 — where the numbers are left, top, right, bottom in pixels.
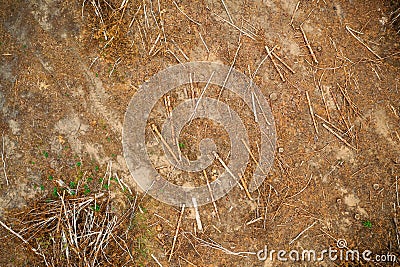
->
1, 133, 9, 185
299, 25, 318, 64
192, 198, 203, 232
265, 45, 285, 82
212, 151, 244, 190
305, 91, 319, 135
152, 254, 164, 266
289, 221, 317, 245
173, 1, 201, 26
322, 123, 357, 150
169, 204, 185, 261
345, 25, 382, 60
212, 12, 257, 40
204, 170, 220, 221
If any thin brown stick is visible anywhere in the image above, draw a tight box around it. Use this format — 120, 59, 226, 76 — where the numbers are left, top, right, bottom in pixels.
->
272, 52, 295, 74
167, 49, 183, 64
305, 91, 319, 135
192, 197, 203, 231
173, 1, 201, 26
151, 124, 179, 163
241, 139, 265, 175
246, 217, 263, 225
152, 254, 164, 266
315, 114, 344, 135
287, 174, 313, 199
1, 133, 9, 186
171, 39, 189, 61
149, 33, 161, 56
203, 170, 220, 221
322, 123, 357, 150
345, 26, 382, 60
290, 1, 300, 26
263, 185, 272, 229
331, 85, 353, 135
396, 176, 399, 208
336, 83, 360, 116
316, 70, 331, 121
212, 12, 256, 40
289, 221, 317, 245
198, 30, 209, 54
265, 45, 285, 82
212, 151, 244, 190
393, 217, 400, 250
239, 173, 254, 201
219, 41, 242, 99
189, 71, 215, 123
299, 25, 318, 64
0, 219, 47, 260
179, 256, 197, 266
169, 204, 185, 262
221, 0, 234, 23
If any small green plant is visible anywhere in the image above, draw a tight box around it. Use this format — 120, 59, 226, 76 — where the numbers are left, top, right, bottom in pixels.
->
94, 166, 99, 172
362, 220, 372, 228
52, 187, 58, 198
76, 162, 82, 167
87, 176, 93, 182
84, 184, 91, 195
91, 204, 100, 211
69, 181, 77, 189
48, 175, 53, 180
43, 151, 49, 158
130, 205, 153, 265
179, 142, 185, 149
103, 184, 109, 190
40, 185, 45, 191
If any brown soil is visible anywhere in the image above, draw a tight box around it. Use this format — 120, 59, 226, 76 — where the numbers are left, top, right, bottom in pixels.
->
0, 0, 399, 266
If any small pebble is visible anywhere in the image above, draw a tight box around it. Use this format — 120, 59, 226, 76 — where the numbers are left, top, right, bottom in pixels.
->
278, 147, 284, 153
269, 92, 278, 101
336, 198, 342, 204
354, 214, 361, 220
156, 224, 163, 232
373, 184, 380, 190
317, 46, 322, 52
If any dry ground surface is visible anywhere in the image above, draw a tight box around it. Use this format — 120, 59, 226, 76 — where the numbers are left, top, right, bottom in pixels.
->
0, 0, 400, 266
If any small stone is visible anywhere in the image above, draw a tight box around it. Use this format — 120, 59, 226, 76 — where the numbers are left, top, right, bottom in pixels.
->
156, 224, 163, 232
278, 147, 284, 153
269, 92, 278, 101
373, 184, 379, 190
354, 214, 361, 220
336, 198, 342, 204
317, 46, 322, 52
